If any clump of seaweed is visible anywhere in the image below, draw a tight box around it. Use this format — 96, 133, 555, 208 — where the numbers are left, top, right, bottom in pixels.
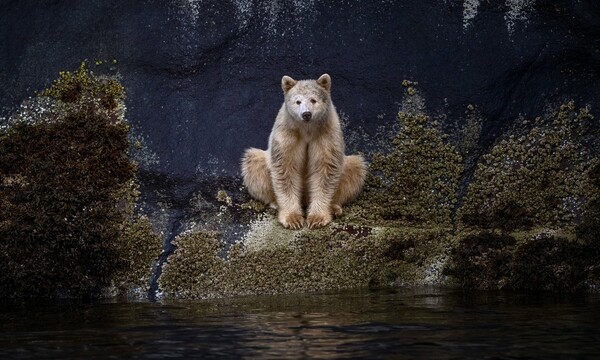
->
111, 216, 163, 298
576, 161, 600, 247
0, 112, 132, 298
158, 231, 226, 298
0, 63, 160, 299
453, 105, 483, 161
445, 102, 600, 291
458, 101, 597, 230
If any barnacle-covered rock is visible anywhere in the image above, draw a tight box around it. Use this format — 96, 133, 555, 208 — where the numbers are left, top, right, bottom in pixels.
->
0, 64, 161, 299
458, 102, 598, 230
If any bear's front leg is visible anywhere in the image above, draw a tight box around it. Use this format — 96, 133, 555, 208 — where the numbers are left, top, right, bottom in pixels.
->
306, 141, 344, 229
270, 138, 305, 229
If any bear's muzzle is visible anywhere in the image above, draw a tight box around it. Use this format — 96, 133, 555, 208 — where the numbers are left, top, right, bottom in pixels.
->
302, 111, 312, 121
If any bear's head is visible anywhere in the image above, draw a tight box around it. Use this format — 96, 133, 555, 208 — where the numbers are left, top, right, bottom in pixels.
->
281, 74, 331, 123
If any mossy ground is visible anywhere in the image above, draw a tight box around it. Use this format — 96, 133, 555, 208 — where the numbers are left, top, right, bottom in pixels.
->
0, 63, 161, 299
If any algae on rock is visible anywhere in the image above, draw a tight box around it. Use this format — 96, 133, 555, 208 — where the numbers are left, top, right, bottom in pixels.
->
446, 101, 600, 292
158, 83, 465, 299
40, 61, 125, 111
0, 63, 161, 299
159, 224, 453, 299
351, 84, 463, 226
458, 101, 598, 230
5, 64, 599, 299
111, 216, 163, 298
444, 229, 600, 292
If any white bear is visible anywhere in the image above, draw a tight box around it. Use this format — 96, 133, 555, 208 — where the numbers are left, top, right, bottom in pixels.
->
242, 74, 366, 229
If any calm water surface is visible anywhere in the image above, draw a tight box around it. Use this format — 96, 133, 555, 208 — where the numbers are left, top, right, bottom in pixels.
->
1, 288, 599, 359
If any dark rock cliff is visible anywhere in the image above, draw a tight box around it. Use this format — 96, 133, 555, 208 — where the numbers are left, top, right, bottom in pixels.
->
2, 1, 598, 175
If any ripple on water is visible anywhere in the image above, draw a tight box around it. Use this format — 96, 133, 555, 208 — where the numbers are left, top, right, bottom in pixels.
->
1, 288, 599, 359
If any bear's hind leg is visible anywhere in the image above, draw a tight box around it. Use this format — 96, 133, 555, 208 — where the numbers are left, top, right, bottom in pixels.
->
241, 148, 276, 207
331, 155, 367, 217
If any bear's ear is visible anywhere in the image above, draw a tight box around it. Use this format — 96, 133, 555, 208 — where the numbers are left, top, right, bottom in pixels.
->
281, 76, 297, 94
317, 74, 331, 92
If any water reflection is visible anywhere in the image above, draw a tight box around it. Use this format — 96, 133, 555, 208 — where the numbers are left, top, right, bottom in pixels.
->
1, 288, 599, 359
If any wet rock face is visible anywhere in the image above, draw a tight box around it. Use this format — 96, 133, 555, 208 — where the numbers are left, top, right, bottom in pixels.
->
1, 1, 599, 178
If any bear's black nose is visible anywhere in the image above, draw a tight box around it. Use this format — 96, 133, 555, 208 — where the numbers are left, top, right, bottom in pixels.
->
302, 111, 312, 121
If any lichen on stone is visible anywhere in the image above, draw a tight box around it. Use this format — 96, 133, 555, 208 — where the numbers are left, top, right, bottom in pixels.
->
462, 0, 480, 29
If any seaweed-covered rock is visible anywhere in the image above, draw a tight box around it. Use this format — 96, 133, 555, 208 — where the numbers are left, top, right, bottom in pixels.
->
444, 232, 516, 289
2, 1, 600, 298
0, 64, 161, 299
159, 223, 453, 299
444, 230, 600, 292
40, 62, 124, 110
158, 96, 600, 298
441, 101, 599, 292
509, 233, 594, 292
459, 102, 597, 230
576, 162, 600, 247
351, 85, 463, 226
111, 216, 163, 298
2, 64, 599, 299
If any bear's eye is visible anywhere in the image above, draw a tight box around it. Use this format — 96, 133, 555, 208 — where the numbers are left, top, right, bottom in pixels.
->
296, 100, 301, 105
310, 99, 317, 104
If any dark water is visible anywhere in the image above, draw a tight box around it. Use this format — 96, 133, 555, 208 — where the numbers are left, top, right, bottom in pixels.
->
1, 288, 599, 359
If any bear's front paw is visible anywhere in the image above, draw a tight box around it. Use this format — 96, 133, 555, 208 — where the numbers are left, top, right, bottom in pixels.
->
306, 212, 332, 229
279, 212, 304, 230
331, 204, 343, 218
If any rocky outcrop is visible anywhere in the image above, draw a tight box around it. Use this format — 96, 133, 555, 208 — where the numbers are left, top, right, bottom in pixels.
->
0, 1, 599, 299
